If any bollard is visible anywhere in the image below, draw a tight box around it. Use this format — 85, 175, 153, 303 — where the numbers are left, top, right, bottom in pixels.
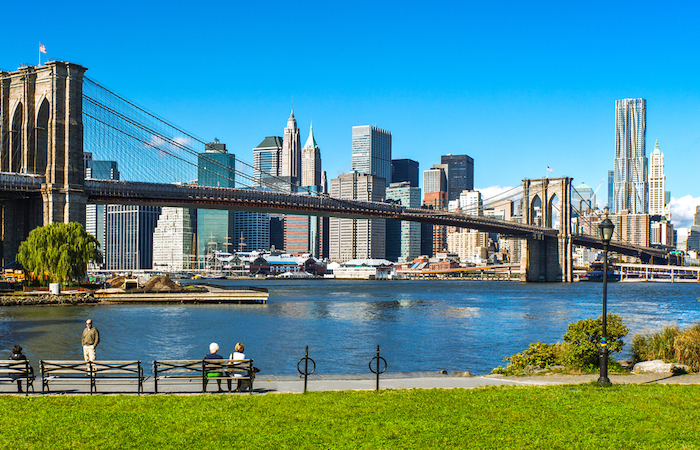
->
296, 345, 316, 393
368, 345, 387, 391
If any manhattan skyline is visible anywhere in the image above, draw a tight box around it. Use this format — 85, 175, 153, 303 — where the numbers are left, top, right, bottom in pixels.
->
4, 1, 700, 227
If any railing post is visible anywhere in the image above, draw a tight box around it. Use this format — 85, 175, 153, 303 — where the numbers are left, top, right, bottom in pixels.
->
369, 345, 387, 391
296, 346, 315, 394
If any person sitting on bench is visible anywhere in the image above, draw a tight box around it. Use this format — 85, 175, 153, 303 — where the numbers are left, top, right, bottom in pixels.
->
9, 344, 30, 393
204, 342, 224, 392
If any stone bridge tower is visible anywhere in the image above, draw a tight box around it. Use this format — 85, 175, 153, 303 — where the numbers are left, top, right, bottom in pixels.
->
0, 62, 87, 263
520, 177, 573, 282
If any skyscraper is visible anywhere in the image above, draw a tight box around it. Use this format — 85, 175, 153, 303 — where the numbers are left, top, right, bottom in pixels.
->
301, 123, 321, 187
386, 182, 422, 262
648, 140, 666, 216
329, 172, 386, 261
281, 110, 301, 185
351, 125, 392, 186
614, 98, 647, 214
441, 154, 474, 202
152, 207, 195, 271
105, 205, 161, 270
391, 159, 419, 187
197, 140, 235, 258
253, 136, 283, 187
85, 158, 120, 267
423, 165, 448, 194
607, 170, 614, 209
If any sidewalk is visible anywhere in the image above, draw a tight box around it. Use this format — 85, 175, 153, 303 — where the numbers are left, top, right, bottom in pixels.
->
5, 371, 700, 396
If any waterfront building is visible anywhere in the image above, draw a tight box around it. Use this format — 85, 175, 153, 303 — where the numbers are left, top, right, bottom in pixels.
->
610, 211, 651, 249
197, 140, 235, 258
253, 136, 283, 187
572, 182, 596, 214
386, 182, 422, 262
687, 207, 700, 253
301, 124, 321, 188
459, 190, 483, 216
648, 140, 666, 216
85, 158, 120, 267
329, 172, 386, 262
281, 110, 301, 185
284, 189, 325, 258
391, 158, 419, 187
441, 154, 474, 202
234, 209, 270, 252
613, 98, 647, 214
424, 164, 448, 194
105, 205, 161, 270
351, 125, 392, 186
152, 207, 195, 271
650, 217, 675, 248
446, 229, 489, 262
269, 216, 284, 251
331, 259, 394, 279
423, 191, 448, 255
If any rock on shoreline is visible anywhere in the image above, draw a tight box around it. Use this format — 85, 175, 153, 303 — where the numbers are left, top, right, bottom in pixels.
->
0, 293, 98, 306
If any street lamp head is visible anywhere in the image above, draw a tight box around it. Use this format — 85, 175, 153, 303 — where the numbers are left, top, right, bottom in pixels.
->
599, 217, 615, 244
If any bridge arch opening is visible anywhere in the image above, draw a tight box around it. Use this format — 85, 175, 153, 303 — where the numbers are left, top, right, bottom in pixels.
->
549, 193, 560, 229
10, 102, 23, 173
531, 195, 542, 226
32, 99, 50, 176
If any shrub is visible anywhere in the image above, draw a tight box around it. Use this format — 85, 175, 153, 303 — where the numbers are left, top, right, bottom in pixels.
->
562, 314, 628, 369
675, 324, 700, 372
501, 341, 559, 373
631, 326, 679, 363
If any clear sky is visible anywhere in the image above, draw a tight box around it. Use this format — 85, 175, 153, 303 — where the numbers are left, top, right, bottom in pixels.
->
4, 1, 700, 226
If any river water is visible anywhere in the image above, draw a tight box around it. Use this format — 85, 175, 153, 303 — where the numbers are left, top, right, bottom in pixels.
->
1, 280, 699, 375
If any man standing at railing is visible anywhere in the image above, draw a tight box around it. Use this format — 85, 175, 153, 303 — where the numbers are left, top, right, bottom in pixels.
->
82, 319, 100, 361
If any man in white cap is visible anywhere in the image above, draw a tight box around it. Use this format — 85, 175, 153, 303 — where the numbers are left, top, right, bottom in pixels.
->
81, 319, 100, 361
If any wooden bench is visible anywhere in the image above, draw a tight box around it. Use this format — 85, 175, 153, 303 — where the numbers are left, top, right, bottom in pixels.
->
40, 360, 144, 394
0, 360, 35, 394
204, 359, 255, 394
153, 359, 255, 394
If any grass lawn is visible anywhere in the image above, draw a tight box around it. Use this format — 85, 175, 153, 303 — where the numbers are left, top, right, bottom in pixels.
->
1, 384, 699, 449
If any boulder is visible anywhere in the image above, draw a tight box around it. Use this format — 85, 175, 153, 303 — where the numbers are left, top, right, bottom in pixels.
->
632, 359, 689, 374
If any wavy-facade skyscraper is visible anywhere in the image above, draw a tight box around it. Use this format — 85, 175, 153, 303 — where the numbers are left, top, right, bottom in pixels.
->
613, 98, 647, 214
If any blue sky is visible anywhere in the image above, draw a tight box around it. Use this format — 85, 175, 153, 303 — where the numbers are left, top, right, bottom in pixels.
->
4, 1, 700, 226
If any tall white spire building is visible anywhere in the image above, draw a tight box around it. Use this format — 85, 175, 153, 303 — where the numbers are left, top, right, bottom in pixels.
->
281, 110, 301, 185
648, 140, 667, 216
613, 98, 647, 214
301, 123, 321, 187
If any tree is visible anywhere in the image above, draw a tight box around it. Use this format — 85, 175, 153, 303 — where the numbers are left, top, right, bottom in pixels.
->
17, 223, 102, 285
563, 314, 629, 368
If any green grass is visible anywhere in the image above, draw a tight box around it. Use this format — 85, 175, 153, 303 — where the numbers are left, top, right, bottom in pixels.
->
2, 384, 700, 449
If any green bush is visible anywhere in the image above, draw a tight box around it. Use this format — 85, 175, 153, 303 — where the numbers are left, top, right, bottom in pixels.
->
562, 314, 628, 369
502, 341, 559, 372
493, 314, 630, 374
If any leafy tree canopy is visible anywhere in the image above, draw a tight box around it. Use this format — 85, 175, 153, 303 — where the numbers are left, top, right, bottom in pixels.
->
17, 222, 102, 285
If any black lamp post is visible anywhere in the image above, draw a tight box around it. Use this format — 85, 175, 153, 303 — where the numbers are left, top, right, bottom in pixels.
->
598, 208, 615, 386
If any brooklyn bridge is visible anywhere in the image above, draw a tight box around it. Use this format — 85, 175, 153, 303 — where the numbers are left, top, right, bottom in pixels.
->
0, 62, 668, 281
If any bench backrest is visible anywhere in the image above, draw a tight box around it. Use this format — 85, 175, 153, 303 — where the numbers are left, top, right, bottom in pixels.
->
0, 360, 33, 376
153, 360, 203, 377
41, 360, 92, 375
90, 361, 142, 377
203, 358, 253, 376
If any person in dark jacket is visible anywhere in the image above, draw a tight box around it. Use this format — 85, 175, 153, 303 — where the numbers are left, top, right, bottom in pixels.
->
204, 342, 224, 392
9, 344, 29, 393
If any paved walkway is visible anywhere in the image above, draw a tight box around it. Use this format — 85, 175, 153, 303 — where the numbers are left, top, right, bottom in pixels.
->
5, 371, 700, 396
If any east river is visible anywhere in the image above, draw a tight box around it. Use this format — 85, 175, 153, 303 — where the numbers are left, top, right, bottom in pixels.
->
1, 279, 699, 375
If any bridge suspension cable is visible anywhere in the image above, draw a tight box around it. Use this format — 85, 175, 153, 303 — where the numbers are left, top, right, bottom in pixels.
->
82, 77, 312, 196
